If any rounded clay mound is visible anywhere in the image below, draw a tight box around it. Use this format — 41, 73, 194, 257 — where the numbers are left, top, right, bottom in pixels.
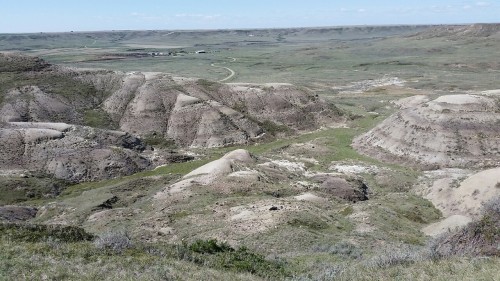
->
353, 94, 500, 168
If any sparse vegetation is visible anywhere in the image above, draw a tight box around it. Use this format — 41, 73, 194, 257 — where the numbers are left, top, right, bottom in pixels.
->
197, 78, 221, 92
83, 109, 117, 129
259, 120, 291, 136
371, 194, 441, 245
143, 132, 177, 149
0, 222, 94, 242
0, 230, 287, 280
287, 214, 329, 230
313, 241, 363, 259
94, 231, 133, 253
429, 197, 500, 258
366, 245, 427, 269
0, 176, 69, 205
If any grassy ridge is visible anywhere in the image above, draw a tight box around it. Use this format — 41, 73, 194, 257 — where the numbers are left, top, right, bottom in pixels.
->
1, 223, 499, 280
0, 225, 286, 280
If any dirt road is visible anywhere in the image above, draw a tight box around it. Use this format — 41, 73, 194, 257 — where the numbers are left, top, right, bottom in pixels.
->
211, 57, 236, 82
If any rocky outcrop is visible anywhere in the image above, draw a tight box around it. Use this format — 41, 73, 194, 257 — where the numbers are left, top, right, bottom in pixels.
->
0, 53, 342, 182
0, 122, 150, 182
310, 174, 369, 202
155, 149, 256, 197
353, 94, 500, 169
0, 54, 342, 148
104, 75, 338, 147
0, 86, 77, 123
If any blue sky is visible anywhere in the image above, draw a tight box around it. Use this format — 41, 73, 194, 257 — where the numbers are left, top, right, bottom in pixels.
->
1, 0, 499, 33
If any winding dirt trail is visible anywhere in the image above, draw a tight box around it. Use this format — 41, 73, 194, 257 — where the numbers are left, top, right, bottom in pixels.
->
211, 57, 237, 82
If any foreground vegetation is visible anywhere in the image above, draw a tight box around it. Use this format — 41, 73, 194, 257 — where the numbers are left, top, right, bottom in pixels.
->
0, 224, 286, 280
1, 219, 499, 281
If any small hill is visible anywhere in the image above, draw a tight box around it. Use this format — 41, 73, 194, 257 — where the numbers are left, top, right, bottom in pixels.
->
353, 94, 500, 169
0, 52, 50, 72
410, 23, 500, 39
104, 75, 339, 147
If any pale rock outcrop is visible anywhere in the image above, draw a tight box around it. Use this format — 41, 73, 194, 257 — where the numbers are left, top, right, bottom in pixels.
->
0, 86, 75, 123
422, 215, 472, 237
0, 54, 342, 149
156, 149, 255, 196
353, 94, 500, 168
0, 122, 150, 182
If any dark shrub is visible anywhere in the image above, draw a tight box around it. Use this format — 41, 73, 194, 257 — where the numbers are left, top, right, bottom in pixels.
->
0, 222, 94, 242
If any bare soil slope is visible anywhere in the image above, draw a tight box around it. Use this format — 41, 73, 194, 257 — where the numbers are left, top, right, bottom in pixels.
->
0, 122, 149, 182
353, 94, 500, 169
109, 76, 338, 147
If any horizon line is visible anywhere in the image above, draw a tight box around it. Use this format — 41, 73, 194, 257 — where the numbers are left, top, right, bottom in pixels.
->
1, 22, 499, 35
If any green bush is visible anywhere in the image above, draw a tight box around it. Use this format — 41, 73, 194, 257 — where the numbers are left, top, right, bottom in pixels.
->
143, 133, 177, 149
189, 239, 233, 254
429, 196, 500, 258
0, 223, 94, 242
214, 246, 286, 276
181, 239, 288, 278
83, 109, 117, 129
0, 176, 70, 205
260, 120, 291, 136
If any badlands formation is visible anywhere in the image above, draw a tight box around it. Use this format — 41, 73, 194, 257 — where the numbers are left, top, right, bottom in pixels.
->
353, 94, 500, 169
354, 93, 500, 237
0, 53, 341, 181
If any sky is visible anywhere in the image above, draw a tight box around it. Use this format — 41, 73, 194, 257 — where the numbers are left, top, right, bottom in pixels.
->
0, 0, 499, 33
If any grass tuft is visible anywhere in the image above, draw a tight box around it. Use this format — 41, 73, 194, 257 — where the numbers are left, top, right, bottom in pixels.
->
94, 231, 133, 253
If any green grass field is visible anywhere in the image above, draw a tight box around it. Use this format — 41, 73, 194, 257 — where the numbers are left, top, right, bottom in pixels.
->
2, 26, 498, 91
